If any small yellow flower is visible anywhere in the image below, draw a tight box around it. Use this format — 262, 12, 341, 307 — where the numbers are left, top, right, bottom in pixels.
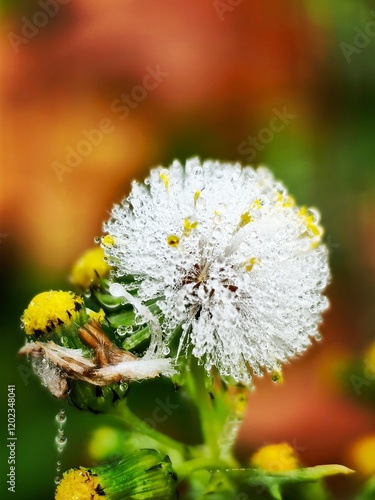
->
348, 434, 375, 477
55, 450, 178, 500
70, 247, 111, 289
55, 467, 104, 500
21, 291, 83, 336
250, 443, 299, 472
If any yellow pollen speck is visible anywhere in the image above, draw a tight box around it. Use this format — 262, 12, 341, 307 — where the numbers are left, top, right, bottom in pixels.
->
250, 443, 299, 472
284, 195, 296, 208
244, 258, 260, 272
194, 190, 201, 205
251, 199, 262, 210
55, 467, 105, 500
167, 234, 180, 247
299, 206, 323, 243
102, 235, 115, 248
238, 211, 253, 229
183, 218, 198, 236
277, 192, 296, 208
70, 247, 111, 289
271, 368, 284, 383
159, 170, 170, 190
22, 291, 83, 336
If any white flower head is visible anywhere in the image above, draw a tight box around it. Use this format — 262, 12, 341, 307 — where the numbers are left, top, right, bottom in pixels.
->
102, 158, 330, 385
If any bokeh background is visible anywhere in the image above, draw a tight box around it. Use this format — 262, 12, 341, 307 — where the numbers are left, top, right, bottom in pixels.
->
1, 1, 375, 498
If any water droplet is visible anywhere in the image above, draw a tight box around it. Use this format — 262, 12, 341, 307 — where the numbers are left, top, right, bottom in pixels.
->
94, 236, 100, 244
134, 314, 145, 326
56, 409, 66, 425
54, 476, 61, 485
56, 436, 68, 453
56, 434, 67, 446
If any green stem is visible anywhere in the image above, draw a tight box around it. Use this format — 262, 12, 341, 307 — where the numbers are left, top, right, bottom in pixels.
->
176, 457, 232, 480
187, 361, 226, 459
110, 401, 193, 459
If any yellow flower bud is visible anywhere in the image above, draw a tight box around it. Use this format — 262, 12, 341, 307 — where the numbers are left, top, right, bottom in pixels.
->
70, 247, 111, 289
250, 443, 299, 472
21, 291, 83, 336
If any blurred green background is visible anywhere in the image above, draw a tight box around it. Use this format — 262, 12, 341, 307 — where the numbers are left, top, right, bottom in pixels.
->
1, 1, 375, 498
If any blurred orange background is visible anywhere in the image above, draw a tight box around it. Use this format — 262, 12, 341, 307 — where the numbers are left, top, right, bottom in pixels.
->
1, 1, 375, 498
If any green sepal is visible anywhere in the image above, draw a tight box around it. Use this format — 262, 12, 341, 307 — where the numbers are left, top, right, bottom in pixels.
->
122, 325, 151, 350
68, 380, 129, 414
94, 449, 178, 500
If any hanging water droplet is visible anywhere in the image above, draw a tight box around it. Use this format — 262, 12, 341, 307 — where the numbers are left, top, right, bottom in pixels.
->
56, 434, 67, 447
54, 476, 61, 485
56, 409, 66, 425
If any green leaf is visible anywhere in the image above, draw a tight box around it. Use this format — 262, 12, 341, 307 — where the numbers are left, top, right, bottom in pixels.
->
234, 464, 354, 500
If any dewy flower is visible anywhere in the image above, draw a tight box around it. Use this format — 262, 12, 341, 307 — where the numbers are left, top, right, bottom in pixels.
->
102, 158, 330, 384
